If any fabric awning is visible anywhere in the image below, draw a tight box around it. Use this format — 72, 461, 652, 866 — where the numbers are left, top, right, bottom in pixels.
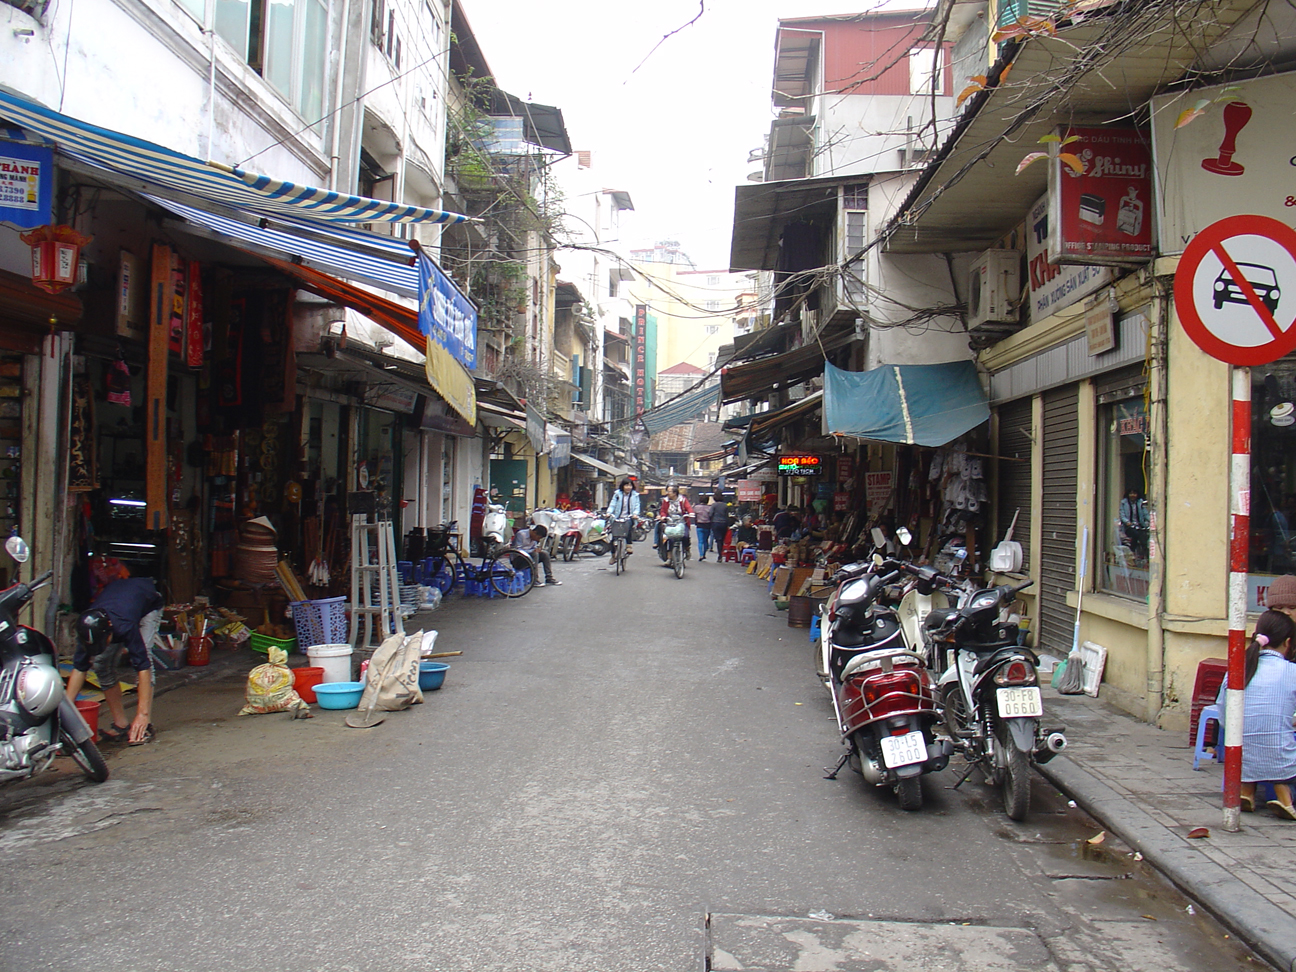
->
749, 391, 823, 436
0, 89, 469, 225
150, 194, 420, 297
478, 401, 526, 430
720, 331, 854, 404
572, 452, 631, 478
263, 257, 476, 425
638, 381, 721, 436
823, 360, 989, 447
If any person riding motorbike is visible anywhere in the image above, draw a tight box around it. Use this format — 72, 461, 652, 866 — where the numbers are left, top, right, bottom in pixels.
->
607, 478, 641, 559
654, 484, 694, 562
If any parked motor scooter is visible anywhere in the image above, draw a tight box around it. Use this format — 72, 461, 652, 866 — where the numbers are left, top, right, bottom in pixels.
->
581, 511, 610, 557
0, 534, 107, 785
912, 568, 1067, 821
820, 556, 950, 810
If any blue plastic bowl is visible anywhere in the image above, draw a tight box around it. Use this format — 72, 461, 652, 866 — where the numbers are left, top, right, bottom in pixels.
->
313, 681, 364, 709
418, 662, 450, 691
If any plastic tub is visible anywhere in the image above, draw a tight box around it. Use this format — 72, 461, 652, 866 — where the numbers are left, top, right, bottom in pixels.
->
292, 666, 326, 704
418, 662, 450, 691
313, 681, 364, 709
306, 643, 353, 683
74, 699, 100, 742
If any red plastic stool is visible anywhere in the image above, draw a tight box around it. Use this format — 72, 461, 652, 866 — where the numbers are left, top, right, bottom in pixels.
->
722, 543, 739, 562
740, 548, 757, 565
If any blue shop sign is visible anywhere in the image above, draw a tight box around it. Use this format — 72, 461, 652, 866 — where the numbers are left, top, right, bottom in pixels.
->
416, 250, 477, 370
0, 139, 53, 229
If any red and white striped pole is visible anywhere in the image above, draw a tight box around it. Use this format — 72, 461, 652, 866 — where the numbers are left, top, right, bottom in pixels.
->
1224, 365, 1251, 833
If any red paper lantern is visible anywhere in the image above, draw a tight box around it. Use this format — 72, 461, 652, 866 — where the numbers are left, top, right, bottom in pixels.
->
19, 224, 92, 294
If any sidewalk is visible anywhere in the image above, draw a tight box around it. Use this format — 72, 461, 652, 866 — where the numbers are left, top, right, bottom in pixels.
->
1038, 686, 1296, 972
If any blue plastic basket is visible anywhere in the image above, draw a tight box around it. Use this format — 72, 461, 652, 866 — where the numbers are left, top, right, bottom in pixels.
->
291, 596, 349, 649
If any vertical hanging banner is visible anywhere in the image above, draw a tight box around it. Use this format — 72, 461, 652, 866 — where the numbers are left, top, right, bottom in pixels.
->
185, 259, 204, 369
633, 304, 648, 416
146, 243, 172, 531
414, 245, 477, 424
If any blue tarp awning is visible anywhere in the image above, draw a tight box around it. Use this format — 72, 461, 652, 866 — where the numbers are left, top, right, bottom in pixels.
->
823, 360, 989, 447
0, 89, 469, 225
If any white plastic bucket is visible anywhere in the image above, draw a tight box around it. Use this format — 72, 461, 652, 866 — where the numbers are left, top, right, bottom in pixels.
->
306, 643, 353, 683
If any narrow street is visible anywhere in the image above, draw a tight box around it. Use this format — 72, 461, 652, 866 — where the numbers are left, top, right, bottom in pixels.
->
0, 557, 1259, 972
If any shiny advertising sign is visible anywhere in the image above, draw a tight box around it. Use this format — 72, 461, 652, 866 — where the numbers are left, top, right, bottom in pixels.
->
1047, 127, 1154, 265
416, 251, 477, 369
1026, 193, 1111, 322
634, 305, 648, 416
0, 139, 52, 229
777, 454, 821, 476
1152, 74, 1296, 256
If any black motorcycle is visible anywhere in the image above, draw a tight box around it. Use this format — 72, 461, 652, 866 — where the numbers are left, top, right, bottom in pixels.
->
911, 568, 1065, 820
0, 535, 107, 784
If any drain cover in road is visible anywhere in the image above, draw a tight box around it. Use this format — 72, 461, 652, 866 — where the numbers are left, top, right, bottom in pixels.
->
707, 914, 1059, 971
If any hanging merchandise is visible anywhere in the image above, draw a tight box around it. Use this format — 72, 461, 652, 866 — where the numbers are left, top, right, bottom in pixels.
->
106, 356, 131, 406
68, 375, 98, 492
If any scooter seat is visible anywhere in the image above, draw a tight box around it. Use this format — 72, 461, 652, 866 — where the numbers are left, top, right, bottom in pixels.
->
923, 608, 958, 629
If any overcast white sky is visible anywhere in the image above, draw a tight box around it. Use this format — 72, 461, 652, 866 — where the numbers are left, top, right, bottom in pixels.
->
468, 0, 909, 271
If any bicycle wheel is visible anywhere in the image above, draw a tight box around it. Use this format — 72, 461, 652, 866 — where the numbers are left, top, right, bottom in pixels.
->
488, 550, 536, 598
427, 548, 462, 594
613, 538, 625, 576
672, 542, 685, 578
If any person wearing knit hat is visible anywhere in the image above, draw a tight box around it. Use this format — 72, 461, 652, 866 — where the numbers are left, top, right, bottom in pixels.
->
1266, 575, 1296, 619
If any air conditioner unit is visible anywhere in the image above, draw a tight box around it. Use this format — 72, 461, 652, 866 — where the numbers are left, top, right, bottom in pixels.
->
968, 249, 1021, 329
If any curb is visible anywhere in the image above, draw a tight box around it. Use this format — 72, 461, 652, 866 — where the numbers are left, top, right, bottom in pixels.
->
1038, 754, 1296, 972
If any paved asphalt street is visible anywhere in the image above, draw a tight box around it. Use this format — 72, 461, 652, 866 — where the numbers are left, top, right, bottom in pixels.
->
0, 551, 1267, 971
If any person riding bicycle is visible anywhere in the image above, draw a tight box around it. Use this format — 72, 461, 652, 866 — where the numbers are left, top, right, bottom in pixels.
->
607, 478, 641, 559
654, 484, 694, 562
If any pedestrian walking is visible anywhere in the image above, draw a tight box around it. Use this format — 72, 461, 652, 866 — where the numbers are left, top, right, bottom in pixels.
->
709, 495, 730, 560
694, 494, 714, 561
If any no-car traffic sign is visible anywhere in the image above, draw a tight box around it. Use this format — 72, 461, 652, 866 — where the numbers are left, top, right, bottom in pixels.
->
1175, 214, 1296, 366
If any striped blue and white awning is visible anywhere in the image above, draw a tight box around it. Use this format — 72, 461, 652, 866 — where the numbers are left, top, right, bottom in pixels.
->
0, 89, 470, 225
146, 195, 420, 298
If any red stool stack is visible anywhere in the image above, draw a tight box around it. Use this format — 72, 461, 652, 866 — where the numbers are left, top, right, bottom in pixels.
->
1189, 657, 1228, 748
721, 529, 739, 562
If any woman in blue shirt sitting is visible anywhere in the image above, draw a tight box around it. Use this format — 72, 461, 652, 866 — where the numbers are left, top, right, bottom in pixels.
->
1219, 609, 1296, 816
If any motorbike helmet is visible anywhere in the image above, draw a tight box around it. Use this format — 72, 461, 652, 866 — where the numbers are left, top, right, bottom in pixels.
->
76, 608, 112, 656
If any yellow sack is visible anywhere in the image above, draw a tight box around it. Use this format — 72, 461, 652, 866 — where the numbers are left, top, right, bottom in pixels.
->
239, 647, 310, 716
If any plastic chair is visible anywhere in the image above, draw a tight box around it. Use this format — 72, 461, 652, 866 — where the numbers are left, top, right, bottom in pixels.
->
740, 548, 757, 565
1194, 703, 1222, 771
809, 613, 821, 644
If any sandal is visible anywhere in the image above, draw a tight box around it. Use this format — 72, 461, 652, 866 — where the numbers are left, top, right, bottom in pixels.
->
127, 724, 156, 746
98, 723, 130, 743
1267, 800, 1296, 820
1240, 793, 1255, 813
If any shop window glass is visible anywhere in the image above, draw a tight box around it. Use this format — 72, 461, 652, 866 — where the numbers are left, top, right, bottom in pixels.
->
1251, 360, 1296, 583
263, 0, 295, 98
1098, 393, 1149, 600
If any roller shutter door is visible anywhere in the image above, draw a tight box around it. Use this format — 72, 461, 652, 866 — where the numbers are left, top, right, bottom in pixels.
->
1038, 384, 1078, 655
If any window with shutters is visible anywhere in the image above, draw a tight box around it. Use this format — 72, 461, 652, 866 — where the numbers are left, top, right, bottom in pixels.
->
214, 0, 326, 122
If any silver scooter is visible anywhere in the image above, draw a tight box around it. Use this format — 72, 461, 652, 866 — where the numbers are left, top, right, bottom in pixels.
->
0, 534, 107, 784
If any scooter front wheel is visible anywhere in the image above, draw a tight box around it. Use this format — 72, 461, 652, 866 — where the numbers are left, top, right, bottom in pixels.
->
60, 728, 108, 783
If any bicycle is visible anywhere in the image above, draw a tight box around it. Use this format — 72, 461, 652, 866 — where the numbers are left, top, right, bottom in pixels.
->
424, 527, 536, 598
609, 516, 636, 576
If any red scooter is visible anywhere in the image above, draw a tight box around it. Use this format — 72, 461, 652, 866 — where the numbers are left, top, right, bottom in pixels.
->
821, 558, 951, 810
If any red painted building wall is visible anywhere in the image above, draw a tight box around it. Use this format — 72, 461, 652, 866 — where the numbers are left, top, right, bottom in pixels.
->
784, 14, 954, 98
